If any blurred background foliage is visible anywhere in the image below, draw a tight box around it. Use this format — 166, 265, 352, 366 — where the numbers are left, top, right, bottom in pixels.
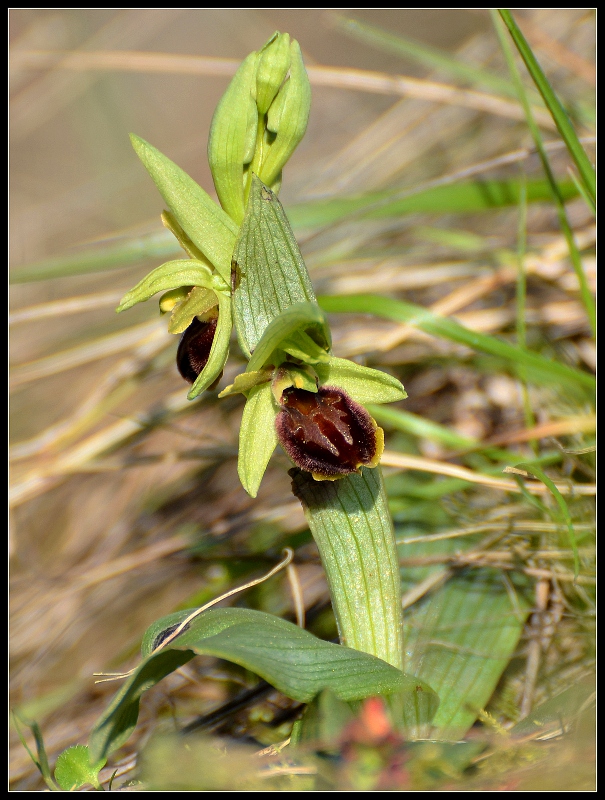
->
10, 9, 594, 790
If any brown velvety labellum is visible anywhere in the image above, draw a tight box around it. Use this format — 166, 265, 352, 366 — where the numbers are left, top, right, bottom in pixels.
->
176, 316, 218, 383
276, 386, 380, 479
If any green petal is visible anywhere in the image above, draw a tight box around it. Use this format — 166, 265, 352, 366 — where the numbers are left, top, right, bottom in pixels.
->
237, 381, 278, 497
167, 287, 218, 334
117, 260, 214, 312
315, 357, 407, 404
187, 292, 232, 400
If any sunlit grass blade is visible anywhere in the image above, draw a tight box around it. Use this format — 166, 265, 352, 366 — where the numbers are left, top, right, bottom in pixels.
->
10, 230, 179, 283
498, 9, 595, 205
509, 463, 580, 578
492, 11, 595, 336
318, 294, 595, 391
335, 15, 522, 100
287, 178, 578, 228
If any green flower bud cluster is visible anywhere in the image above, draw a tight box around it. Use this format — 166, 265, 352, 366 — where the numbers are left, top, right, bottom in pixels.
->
117, 35, 406, 500
208, 32, 311, 224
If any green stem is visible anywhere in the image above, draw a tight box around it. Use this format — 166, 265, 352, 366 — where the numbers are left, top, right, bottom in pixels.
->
292, 467, 404, 670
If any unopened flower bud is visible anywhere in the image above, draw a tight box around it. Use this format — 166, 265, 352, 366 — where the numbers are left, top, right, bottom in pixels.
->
176, 314, 219, 384
276, 386, 384, 480
255, 32, 291, 115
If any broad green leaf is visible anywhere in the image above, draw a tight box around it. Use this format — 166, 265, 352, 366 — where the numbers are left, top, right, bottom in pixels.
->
315, 357, 407, 405
400, 533, 530, 739
116, 259, 214, 312
509, 676, 595, 739
167, 286, 218, 334
187, 292, 232, 400
90, 607, 437, 763
318, 294, 595, 392
207, 52, 259, 224
246, 301, 330, 373
498, 10, 595, 205
287, 179, 579, 228
237, 381, 278, 497
54, 745, 106, 791
292, 468, 404, 672
130, 135, 238, 282
232, 176, 317, 358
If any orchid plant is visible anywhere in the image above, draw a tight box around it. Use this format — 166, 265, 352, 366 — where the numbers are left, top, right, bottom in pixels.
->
23, 33, 440, 788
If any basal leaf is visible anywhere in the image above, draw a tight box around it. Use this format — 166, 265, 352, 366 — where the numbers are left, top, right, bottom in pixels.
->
90, 607, 438, 763
54, 745, 106, 792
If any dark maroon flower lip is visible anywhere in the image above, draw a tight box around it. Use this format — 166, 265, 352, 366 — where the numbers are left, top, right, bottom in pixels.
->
275, 386, 384, 480
176, 315, 218, 384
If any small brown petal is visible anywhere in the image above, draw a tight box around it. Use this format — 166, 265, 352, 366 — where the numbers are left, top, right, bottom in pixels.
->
176, 316, 218, 384
276, 386, 383, 480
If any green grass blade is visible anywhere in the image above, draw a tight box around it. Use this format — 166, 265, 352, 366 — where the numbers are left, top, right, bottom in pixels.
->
287, 178, 578, 228
336, 15, 521, 100
318, 294, 595, 391
513, 463, 580, 578
10, 230, 180, 284
493, 11, 595, 336
498, 10, 596, 204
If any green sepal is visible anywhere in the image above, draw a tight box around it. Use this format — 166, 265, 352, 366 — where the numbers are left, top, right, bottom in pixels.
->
218, 368, 273, 398
232, 176, 317, 358
315, 357, 407, 405
161, 209, 208, 262
207, 52, 259, 225
116, 259, 214, 313
246, 301, 331, 373
130, 135, 237, 282
237, 381, 278, 497
258, 40, 311, 187
167, 286, 218, 334
187, 292, 232, 400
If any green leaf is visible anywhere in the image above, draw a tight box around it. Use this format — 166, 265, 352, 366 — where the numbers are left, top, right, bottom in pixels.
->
207, 52, 259, 225
498, 10, 595, 205
232, 175, 317, 358
130, 135, 238, 282
287, 179, 579, 228
318, 294, 595, 392
315, 357, 406, 405
400, 534, 530, 739
237, 381, 278, 498
292, 468, 404, 672
246, 301, 331, 373
116, 259, 214, 312
54, 745, 106, 791
90, 607, 437, 763
187, 292, 232, 400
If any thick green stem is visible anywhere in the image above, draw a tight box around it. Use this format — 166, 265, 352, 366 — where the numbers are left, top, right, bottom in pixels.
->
292, 466, 403, 670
